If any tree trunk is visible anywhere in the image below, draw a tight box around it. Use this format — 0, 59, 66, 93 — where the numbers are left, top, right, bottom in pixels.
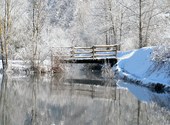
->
143, 0, 156, 47
32, 0, 36, 68
4, 0, 10, 69
119, 11, 124, 46
0, 17, 5, 70
31, 0, 43, 72
0, 0, 11, 71
0, 36, 5, 70
104, 1, 109, 45
108, 0, 117, 44
139, 0, 143, 48
105, 33, 109, 45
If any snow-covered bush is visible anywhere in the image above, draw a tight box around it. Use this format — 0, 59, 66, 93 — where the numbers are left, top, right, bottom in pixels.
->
152, 42, 170, 63
51, 50, 67, 73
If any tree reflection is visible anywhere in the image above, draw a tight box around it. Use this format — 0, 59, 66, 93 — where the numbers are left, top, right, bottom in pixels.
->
31, 75, 38, 125
137, 100, 141, 125
0, 74, 9, 125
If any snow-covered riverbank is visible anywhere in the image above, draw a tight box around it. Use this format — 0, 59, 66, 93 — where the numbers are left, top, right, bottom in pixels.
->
114, 47, 170, 92
0, 60, 53, 74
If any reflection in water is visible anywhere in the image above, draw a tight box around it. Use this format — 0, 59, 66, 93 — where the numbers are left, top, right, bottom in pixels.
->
0, 71, 169, 125
0, 74, 8, 125
117, 80, 170, 109
31, 75, 38, 125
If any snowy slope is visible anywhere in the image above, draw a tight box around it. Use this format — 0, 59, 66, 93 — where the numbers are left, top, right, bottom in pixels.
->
115, 47, 170, 86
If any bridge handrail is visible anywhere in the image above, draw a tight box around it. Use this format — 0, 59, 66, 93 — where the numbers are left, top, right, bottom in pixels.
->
93, 44, 119, 48
55, 44, 120, 59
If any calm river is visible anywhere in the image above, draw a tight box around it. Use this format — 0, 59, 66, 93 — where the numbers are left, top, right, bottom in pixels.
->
0, 64, 170, 125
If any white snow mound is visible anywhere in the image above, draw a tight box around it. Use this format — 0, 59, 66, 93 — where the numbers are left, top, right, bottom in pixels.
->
116, 47, 170, 86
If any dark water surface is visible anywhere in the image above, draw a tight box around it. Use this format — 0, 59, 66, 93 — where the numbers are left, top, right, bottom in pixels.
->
0, 65, 170, 125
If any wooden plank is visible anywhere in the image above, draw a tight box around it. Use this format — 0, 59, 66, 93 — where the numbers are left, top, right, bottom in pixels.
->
94, 54, 116, 57
71, 56, 93, 58
55, 44, 119, 50
94, 49, 117, 52
74, 47, 92, 49
93, 44, 119, 48
73, 51, 93, 54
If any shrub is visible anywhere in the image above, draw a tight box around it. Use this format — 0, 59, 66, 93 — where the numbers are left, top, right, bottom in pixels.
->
152, 43, 170, 63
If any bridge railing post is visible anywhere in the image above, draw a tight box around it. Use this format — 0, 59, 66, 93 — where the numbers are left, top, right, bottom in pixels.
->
92, 46, 95, 59
115, 46, 117, 57
71, 46, 75, 58
115, 44, 120, 57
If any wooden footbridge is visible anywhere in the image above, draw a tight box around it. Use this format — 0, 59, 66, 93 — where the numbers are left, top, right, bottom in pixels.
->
55, 44, 120, 67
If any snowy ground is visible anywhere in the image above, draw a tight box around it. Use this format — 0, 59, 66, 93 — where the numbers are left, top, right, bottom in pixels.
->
114, 47, 170, 91
0, 60, 52, 74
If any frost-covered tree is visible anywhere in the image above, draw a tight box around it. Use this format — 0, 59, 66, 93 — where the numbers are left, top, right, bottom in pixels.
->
121, 0, 167, 48
75, 0, 126, 46
0, 0, 31, 69
152, 42, 170, 63
71, 0, 94, 46
0, 0, 12, 70
138, 0, 168, 48
0, 7, 3, 69
30, 0, 47, 68
46, 0, 75, 28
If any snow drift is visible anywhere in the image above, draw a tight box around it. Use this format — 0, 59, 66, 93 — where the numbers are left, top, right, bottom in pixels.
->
115, 47, 170, 89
